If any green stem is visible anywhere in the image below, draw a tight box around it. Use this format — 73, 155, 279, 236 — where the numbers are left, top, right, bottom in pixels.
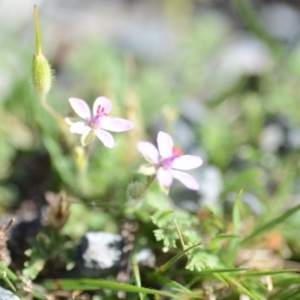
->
39, 96, 62, 120
144, 175, 156, 193
77, 146, 89, 194
34, 5, 42, 55
230, 0, 280, 53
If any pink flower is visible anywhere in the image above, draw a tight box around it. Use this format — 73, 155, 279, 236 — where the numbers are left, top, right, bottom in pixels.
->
65, 97, 134, 148
137, 131, 202, 191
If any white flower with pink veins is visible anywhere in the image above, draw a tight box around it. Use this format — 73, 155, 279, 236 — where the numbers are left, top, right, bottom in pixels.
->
66, 97, 134, 148
137, 131, 203, 191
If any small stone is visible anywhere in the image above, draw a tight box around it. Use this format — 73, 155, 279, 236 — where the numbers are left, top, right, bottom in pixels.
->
76, 232, 123, 277
76, 232, 156, 278
0, 287, 20, 300
136, 248, 155, 268
260, 3, 300, 43
199, 166, 224, 208
287, 128, 300, 149
259, 124, 285, 153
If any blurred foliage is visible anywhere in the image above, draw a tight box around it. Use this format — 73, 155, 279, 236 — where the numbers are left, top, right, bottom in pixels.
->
1, 0, 300, 299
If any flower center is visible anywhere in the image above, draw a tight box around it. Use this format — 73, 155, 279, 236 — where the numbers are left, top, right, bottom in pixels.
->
88, 105, 108, 129
161, 146, 183, 169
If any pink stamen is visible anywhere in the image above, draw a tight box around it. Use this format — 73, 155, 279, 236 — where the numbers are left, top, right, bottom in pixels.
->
97, 105, 103, 115
96, 105, 108, 116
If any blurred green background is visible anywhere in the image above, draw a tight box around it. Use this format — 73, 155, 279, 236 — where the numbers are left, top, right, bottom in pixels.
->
2, 0, 300, 295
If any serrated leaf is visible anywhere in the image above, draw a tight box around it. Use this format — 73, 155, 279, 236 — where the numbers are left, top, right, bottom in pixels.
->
23, 258, 45, 280
151, 209, 200, 249
151, 210, 174, 227
186, 250, 222, 272
153, 228, 177, 248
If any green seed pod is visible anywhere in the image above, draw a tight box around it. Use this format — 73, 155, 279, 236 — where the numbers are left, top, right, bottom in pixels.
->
32, 53, 52, 96
32, 5, 52, 97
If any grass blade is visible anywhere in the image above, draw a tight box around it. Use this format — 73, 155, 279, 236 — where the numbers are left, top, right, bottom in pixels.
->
227, 189, 243, 262
42, 279, 179, 298
132, 253, 143, 300
242, 203, 300, 244
157, 242, 201, 274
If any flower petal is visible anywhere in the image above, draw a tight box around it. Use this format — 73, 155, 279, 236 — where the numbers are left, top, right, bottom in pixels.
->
172, 155, 203, 170
157, 131, 173, 158
157, 167, 173, 188
138, 164, 156, 176
170, 170, 199, 190
93, 97, 112, 116
137, 142, 159, 164
69, 98, 91, 119
65, 117, 78, 126
69, 122, 91, 135
95, 129, 115, 148
101, 117, 134, 132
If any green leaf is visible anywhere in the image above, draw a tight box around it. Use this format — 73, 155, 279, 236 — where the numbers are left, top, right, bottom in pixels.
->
243, 270, 297, 277
270, 285, 300, 300
185, 250, 223, 272
153, 228, 178, 248
184, 268, 248, 290
225, 275, 262, 300
209, 234, 240, 251
151, 209, 200, 249
151, 210, 174, 227
0, 261, 18, 281
42, 279, 180, 299
23, 258, 45, 280
0, 261, 18, 292
146, 274, 203, 299
227, 189, 243, 262
132, 253, 143, 300
273, 276, 300, 287
0, 272, 16, 292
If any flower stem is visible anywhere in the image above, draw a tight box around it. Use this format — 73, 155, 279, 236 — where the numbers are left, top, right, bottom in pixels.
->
144, 175, 156, 193
39, 95, 62, 120
34, 5, 42, 55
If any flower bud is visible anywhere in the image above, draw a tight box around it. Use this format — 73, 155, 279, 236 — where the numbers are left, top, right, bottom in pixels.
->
32, 5, 52, 97
80, 130, 96, 147
32, 53, 52, 96
127, 181, 145, 201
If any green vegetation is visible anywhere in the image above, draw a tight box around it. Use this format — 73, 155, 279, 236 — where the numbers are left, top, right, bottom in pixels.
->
1, 1, 300, 299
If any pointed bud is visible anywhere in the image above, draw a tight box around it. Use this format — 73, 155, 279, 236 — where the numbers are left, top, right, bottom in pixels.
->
80, 130, 95, 147
32, 5, 52, 97
32, 53, 52, 96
